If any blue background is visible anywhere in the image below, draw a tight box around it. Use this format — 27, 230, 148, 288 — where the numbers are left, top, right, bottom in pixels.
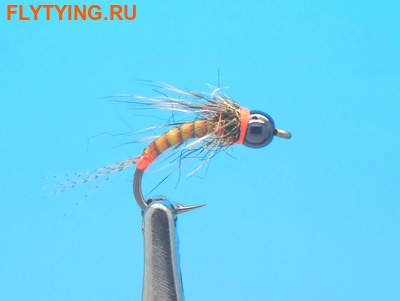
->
1, 1, 399, 300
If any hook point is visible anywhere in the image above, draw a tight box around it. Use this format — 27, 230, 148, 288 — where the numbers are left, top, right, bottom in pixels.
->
173, 202, 206, 215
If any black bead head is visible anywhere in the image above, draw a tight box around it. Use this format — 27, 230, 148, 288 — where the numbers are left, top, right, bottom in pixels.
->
243, 110, 276, 148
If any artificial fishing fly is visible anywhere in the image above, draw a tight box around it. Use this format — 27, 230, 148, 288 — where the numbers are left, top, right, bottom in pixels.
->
53, 83, 291, 212
129, 84, 291, 211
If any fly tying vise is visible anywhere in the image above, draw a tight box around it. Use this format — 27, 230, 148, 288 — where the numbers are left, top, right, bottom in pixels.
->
130, 84, 292, 213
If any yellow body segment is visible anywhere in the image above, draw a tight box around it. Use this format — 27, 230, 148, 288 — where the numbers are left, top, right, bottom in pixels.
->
166, 128, 182, 146
154, 134, 169, 154
137, 119, 216, 170
194, 120, 207, 137
180, 123, 194, 141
